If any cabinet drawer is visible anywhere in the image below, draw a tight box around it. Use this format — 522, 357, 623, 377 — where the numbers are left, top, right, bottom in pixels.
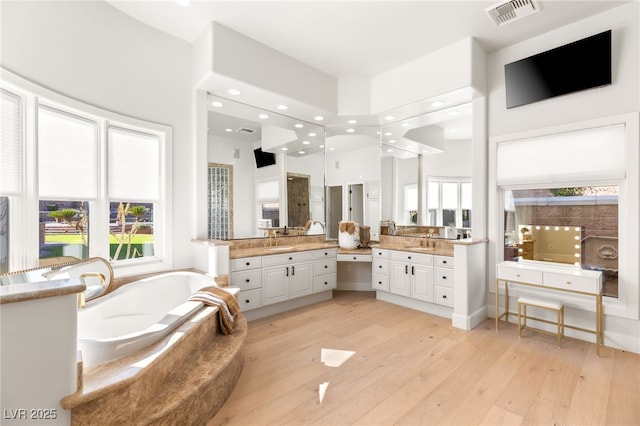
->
389, 250, 433, 265
434, 255, 454, 268
230, 256, 262, 272
238, 289, 262, 311
434, 286, 454, 308
262, 250, 314, 266
496, 265, 543, 284
315, 259, 337, 276
313, 273, 337, 293
337, 254, 373, 262
230, 269, 262, 290
372, 273, 389, 292
434, 267, 454, 288
372, 258, 389, 275
372, 248, 389, 259
314, 248, 338, 259
543, 272, 601, 294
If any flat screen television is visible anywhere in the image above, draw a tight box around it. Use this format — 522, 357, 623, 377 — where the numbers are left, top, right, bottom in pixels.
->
505, 30, 611, 109
253, 148, 276, 168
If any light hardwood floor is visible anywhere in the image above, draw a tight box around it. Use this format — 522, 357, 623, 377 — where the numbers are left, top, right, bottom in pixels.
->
208, 291, 640, 426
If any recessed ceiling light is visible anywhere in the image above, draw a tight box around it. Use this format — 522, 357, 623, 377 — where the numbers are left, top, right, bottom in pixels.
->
308, 132, 316, 137
211, 101, 223, 108
314, 116, 324, 121
384, 115, 395, 121
348, 119, 358, 124
449, 129, 457, 133
294, 123, 304, 128
329, 147, 335, 151
225, 128, 232, 132
346, 128, 355, 133
298, 150, 305, 154
277, 104, 288, 110
401, 122, 411, 127
384, 132, 392, 136
386, 148, 394, 153
448, 110, 460, 116
259, 113, 269, 119
432, 100, 445, 107
228, 88, 241, 96
319, 144, 325, 148
302, 140, 310, 145
281, 147, 288, 151
175, 0, 190, 6
388, 139, 396, 143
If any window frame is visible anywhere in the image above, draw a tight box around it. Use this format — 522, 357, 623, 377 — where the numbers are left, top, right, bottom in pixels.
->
1, 69, 173, 276
427, 177, 472, 229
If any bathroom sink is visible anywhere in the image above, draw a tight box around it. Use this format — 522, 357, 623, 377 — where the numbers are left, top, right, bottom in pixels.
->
408, 247, 435, 253
266, 246, 294, 251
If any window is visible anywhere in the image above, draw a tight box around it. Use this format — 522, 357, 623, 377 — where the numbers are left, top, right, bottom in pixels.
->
504, 186, 619, 298
404, 184, 418, 225
1, 72, 170, 273
427, 178, 471, 229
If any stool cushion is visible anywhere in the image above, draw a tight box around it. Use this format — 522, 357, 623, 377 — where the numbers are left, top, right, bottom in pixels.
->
518, 296, 563, 311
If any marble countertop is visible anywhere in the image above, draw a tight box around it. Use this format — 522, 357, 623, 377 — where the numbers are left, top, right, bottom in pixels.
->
229, 241, 339, 259
0, 278, 86, 304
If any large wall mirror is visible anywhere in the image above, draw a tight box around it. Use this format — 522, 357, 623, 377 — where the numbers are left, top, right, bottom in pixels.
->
380, 101, 473, 237
207, 95, 326, 239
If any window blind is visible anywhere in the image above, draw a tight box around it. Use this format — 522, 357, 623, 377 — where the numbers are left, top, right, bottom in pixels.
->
38, 106, 98, 199
1, 89, 23, 195
461, 182, 472, 210
255, 179, 279, 202
496, 124, 626, 186
108, 127, 160, 201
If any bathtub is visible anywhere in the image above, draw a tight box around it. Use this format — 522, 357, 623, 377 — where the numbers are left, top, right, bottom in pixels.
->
78, 271, 217, 368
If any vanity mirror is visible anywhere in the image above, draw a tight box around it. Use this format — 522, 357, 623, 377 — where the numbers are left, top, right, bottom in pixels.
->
380, 101, 473, 237
207, 95, 326, 239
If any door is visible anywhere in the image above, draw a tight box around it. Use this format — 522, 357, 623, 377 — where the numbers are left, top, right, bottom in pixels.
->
326, 185, 343, 239
349, 183, 364, 224
411, 263, 433, 302
289, 261, 314, 298
262, 265, 288, 305
390, 261, 411, 297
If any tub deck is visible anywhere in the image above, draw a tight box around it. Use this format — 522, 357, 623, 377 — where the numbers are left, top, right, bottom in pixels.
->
62, 304, 247, 425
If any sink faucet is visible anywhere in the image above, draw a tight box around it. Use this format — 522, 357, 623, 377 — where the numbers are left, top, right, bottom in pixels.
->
268, 230, 279, 247
421, 234, 428, 248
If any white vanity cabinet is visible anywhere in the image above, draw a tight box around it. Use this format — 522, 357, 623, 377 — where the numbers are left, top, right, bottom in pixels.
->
262, 251, 314, 306
433, 255, 454, 308
389, 251, 433, 302
230, 256, 263, 311
313, 248, 338, 292
371, 248, 390, 292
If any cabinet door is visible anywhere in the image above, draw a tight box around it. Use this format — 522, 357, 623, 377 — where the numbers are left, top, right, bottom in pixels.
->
390, 261, 411, 297
290, 261, 314, 299
262, 265, 289, 306
412, 264, 433, 302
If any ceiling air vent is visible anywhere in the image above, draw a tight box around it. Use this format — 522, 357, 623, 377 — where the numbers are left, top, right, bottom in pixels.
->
235, 127, 256, 134
486, 0, 540, 27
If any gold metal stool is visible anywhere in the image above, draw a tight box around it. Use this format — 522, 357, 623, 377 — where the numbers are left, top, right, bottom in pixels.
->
517, 296, 564, 347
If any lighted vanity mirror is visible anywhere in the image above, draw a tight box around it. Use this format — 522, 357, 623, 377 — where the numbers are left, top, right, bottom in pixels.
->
207, 95, 326, 240
506, 225, 583, 265
0, 257, 114, 302
380, 101, 473, 238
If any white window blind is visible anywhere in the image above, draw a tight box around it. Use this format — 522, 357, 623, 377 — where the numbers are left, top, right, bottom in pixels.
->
255, 179, 279, 202
1, 89, 23, 195
461, 182, 472, 209
38, 106, 98, 199
496, 124, 626, 186
442, 182, 459, 209
428, 181, 439, 209
108, 127, 160, 201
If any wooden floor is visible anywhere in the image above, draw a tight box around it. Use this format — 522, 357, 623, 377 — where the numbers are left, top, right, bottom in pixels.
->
209, 291, 640, 426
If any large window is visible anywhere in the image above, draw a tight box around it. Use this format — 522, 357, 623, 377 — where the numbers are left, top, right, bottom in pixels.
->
504, 186, 619, 298
0, 74, 170, 273
427, 178, 471, 229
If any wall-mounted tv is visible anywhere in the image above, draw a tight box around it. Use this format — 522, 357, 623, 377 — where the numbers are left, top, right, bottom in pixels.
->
253, 148, 276, 168
505, 30, 611, 109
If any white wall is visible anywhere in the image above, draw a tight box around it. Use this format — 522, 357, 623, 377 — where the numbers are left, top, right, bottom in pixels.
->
487, 2, 640, 353
422, 139, 472, 177
0, 1, 194, 270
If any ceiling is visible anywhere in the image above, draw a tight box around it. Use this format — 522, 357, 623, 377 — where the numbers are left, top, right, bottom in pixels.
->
107, 0, 627, 156
107, 0, 626, 79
